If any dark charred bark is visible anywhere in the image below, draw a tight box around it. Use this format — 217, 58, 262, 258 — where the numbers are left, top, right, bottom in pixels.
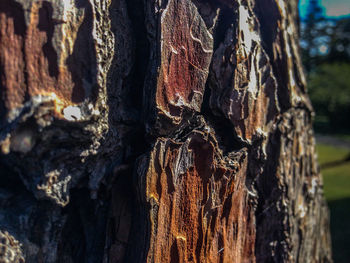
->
0, 0, 332, 262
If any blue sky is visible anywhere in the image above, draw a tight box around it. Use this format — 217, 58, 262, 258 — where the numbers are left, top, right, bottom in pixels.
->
299, 0, 350, 18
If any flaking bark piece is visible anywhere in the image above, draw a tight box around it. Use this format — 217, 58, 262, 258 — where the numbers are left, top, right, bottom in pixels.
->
136, 126, 256, 262
145, 0, 213, 135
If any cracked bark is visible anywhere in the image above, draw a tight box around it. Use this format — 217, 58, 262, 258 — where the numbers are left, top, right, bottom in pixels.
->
0, 0, 332, 262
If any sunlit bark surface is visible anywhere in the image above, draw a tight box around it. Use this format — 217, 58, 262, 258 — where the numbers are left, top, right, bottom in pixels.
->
0, 0, 332, 262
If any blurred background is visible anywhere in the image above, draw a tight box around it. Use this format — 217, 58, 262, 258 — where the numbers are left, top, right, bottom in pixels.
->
299, 0, 350, 262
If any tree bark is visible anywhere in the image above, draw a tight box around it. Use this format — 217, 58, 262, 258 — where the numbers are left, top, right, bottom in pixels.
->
0, 0, 332, 262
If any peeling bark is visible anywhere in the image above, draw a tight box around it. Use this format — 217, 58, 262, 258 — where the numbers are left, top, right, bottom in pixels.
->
0, 0, 332, 262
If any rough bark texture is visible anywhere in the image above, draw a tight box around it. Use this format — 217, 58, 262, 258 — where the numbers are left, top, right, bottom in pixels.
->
0, 0, 332, 262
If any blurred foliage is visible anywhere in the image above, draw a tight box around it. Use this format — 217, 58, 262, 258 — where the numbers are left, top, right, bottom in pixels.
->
308, 63, 350, 131
328, 18, 350, 63
301, 0, 326, 72
300, 0, 350, 132
303, 3, 350, 261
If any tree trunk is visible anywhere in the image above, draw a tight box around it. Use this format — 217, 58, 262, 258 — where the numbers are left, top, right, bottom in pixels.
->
0, 0, 332, 262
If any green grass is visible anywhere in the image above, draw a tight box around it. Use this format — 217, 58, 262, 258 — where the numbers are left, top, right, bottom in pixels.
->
317, 144, 349, 166
316, 143, 350, 263
317, 144, 350, 201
